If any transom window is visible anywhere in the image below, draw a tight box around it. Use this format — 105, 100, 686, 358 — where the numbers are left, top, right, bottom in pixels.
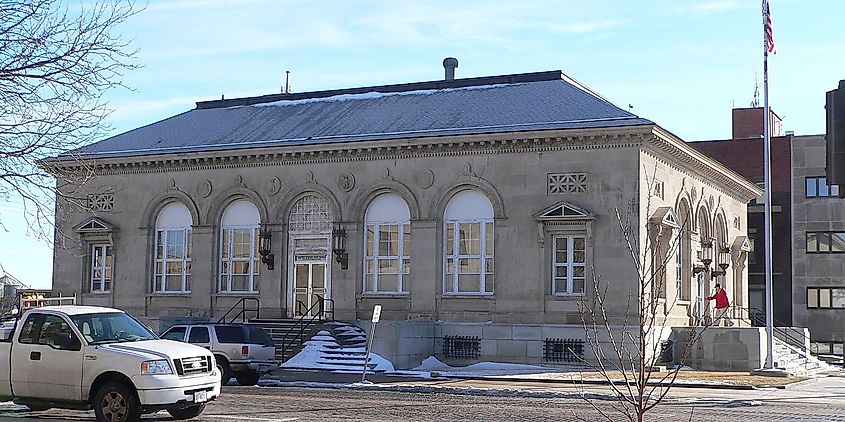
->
364, 194, 411, 294
806, 232, 845, 253
553, 236, 586, 295
153, 202, 192, 293
444, 190, 494, 295
219, 200, 260, 293
90, 244, 113, 293
807, 287, 845, 309
805, 176, 840, 198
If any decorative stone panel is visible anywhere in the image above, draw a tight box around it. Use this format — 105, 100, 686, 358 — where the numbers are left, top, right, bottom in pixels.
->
547, 173, 587, 194
87, 193, 114, 213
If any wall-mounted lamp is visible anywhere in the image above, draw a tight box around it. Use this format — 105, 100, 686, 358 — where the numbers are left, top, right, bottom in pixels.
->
258, 225, 274, 270
332, 226, 348, 270
711, 245, 731, 278
700, 240, 713, 268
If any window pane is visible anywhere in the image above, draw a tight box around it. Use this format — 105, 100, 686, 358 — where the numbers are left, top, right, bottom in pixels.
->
833, 184, 841, 197
165, 275, 181, 291
573, 250, 585, 263
573, 265, 585, 278
220, 275, 229, 291
168, 230, 185, 258
820, 289, 832, 307
485, 222, 494, 256
555, 266, 568, 278
221, 230, 229, 259
366, 226, 374, 256
379, 225, 399, 256
231, 275, 249, 291
166, 261, 183, 275
156, 231, 164, 259
365, 273, 375, 292
553, 278, 567, 294
459, 258, 480, 273
379, 274, 398, 292
833, 289, 845, 308
459, 223, 480, 255
403, 224, 411, 256
819, 177, 829, 196
403, 259, 410, 274
378, 258, 399, 274
573, 278, 586, 294
484, 273, 494, 293
485, 258, 494, 275
832, 233, 845, 252
233, 261, 249, 275
154, 275, 162, 292
555, 238, 567, 263
819, 233, 831, 252
573, 237, 585, 251
446, 225, 454, 255
807, 233, 818, 252
458, 274, 480, 292
806, 178, 817, 197
93, 280, 101, 291
445, 258, 454, 275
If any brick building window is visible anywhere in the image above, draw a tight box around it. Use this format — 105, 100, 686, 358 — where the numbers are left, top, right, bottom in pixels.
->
807, 287, 845, 309
806, 232, 845, 253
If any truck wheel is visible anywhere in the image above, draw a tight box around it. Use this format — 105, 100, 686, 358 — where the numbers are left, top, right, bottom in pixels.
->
167, 404, 206, 420
235, 371, 261, 386
93, 382, 141, 422
216, 356, 231, 385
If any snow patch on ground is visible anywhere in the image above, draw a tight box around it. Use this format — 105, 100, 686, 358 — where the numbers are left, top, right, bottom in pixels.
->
281, 332, 394, 372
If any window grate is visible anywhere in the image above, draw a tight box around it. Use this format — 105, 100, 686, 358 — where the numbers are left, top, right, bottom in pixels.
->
543, 338, 584, 363
548, 173, 587, 194
443, 335, 480, 359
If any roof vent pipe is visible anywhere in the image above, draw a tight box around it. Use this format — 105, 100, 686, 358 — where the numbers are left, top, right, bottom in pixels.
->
443, 57, 458, 81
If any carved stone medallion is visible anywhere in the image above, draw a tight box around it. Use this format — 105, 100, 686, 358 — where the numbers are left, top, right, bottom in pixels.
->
268, 176, 283, 196
415, 169, 435, 189
197, 180, 213, 198
338, 173, 356, 192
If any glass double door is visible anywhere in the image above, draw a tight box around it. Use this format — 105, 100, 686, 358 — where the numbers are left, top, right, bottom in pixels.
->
293, 259, 327, 317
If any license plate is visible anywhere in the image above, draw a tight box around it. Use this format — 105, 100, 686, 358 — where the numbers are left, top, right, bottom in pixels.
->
194, 390, 208, 403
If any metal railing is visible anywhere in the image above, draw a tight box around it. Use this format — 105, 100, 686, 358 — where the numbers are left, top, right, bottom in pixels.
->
732, 305, 818, 368
216, 297, 260, 324
280, 295, 334, 361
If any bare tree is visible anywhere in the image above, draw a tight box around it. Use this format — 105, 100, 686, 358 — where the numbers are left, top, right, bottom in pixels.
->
0, 0, 139, 240
577, 166, 713, 422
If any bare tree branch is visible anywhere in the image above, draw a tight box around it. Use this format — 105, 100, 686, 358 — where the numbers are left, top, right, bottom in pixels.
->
0, 0, 140, 244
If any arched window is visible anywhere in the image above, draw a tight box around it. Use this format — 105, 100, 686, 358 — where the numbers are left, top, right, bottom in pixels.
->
154, 202, 192, 293
364, 194, 411, 294
676, 200, 691, 301
220, 200, 261, 293
443, 190, 494, 295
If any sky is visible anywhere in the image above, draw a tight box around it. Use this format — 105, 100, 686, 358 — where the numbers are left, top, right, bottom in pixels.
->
3, 0, 845, 289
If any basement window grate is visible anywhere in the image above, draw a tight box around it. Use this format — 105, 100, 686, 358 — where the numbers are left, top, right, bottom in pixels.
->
443, 335, 480, 359
543, 338, 584, 363
660, 340, 674, 364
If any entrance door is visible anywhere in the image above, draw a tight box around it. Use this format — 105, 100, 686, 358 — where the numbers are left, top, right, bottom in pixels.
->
293, 261, 326, 317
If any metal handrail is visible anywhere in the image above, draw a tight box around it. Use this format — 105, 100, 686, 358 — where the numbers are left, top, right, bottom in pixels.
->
216, 297, 260, 324
733, 305, 817, 366
280, 295, 334, 361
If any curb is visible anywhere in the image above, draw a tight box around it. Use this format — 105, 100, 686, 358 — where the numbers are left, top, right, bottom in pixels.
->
436, 374, 766, 390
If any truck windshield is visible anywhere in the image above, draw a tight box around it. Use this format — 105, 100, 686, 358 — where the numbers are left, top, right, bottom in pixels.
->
70, 312, 157, 344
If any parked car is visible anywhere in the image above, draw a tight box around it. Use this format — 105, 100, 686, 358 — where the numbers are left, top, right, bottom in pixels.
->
0, 305, 220, 421
161, 323, 277, 386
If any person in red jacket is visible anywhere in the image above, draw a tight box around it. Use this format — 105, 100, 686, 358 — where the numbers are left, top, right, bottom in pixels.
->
706, 283, 734, 327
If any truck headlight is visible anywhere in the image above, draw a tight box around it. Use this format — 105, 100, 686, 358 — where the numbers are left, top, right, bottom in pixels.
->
140, 360, 173, 375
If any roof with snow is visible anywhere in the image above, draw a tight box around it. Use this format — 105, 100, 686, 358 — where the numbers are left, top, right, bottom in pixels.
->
63, 70, 654, 160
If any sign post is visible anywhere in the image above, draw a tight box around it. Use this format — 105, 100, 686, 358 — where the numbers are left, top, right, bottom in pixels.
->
361, 304, 382, 383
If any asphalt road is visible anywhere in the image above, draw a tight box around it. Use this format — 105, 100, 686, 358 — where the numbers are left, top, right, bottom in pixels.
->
4, 378, 845, 422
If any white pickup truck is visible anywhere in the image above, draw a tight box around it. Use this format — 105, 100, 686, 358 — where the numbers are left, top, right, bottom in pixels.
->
0, 305, 221, 421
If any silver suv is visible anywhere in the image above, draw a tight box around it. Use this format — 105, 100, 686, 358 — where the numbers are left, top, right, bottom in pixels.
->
161, 323, 277, 386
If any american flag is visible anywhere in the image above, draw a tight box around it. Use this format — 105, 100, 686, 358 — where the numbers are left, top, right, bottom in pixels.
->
764, 0, 776, 54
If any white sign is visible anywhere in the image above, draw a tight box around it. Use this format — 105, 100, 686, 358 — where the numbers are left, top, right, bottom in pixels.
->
371, 304, 382, 323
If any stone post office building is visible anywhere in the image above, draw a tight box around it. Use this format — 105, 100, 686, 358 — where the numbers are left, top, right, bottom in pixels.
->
48, 65, 759, 368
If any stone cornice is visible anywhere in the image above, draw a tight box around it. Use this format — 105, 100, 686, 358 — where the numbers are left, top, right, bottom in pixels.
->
49, 126, 651, 176
645, 127, 763, 202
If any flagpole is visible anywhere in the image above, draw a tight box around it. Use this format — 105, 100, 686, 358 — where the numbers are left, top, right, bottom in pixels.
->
762, 0, 775, 370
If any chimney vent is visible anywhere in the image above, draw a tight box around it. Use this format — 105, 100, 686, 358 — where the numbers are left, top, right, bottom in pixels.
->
443, 57, 458, 81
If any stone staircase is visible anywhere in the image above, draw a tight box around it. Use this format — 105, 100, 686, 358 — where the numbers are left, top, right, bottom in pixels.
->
772, 337, 830, 376
247, 318, 321, 362
282, 321, 385, 372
